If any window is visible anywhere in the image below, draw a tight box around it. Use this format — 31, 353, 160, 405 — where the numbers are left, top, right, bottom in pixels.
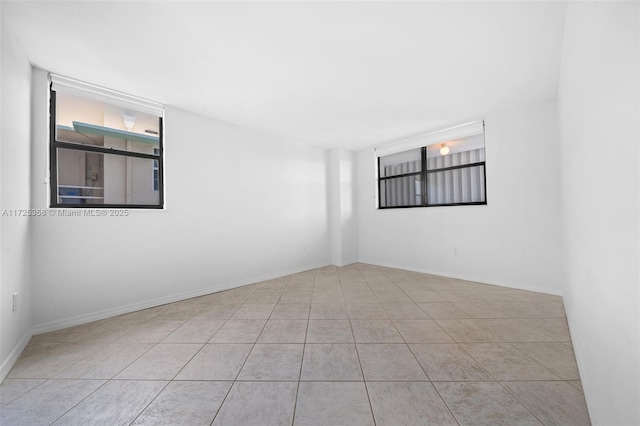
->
377, 122, 486, 208
49, 75, 164, 208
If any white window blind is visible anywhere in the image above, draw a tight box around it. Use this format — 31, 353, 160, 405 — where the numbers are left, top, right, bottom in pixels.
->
375, 121, 484, 157
50, 74, 164, 117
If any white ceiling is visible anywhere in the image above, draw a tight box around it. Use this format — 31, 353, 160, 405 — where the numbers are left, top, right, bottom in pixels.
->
2, 1, 567, 150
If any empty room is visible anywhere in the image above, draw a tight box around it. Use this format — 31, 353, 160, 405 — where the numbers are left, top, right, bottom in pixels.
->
1, 1, 638, 425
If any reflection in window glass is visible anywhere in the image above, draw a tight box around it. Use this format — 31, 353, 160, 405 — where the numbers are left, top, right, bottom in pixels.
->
56, 149, 160, 205
377, 125, 486, 208
50, 81, 163, 208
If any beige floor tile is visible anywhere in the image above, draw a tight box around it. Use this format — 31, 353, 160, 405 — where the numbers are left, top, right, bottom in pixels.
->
568, 380, 584, 393
54, 380, 166, 425
306, 320, 354, 343
301, 344, 363, 381
309, 303, 348, 319
394, 320, 454, 343
434, 290, 484, 303
395, 282, 432, 292
493, 301, 566, 318
435, 319, 502, 342
312, 292, 346, 303
367, 382, 457, 425
381, 303, 429, 319
270, 303, 310, 319
4, 266, 587, 426
434, 382, 542, 425
513, 342, 580, 380
478, 319, 556, 342
244, 292, 281, 304
502, 381, 591, 425
410, 344, 493, 381
369, 283, 398, 292
213, 381, 297, 426
237, 344, 303, 380
0, 379, 105, 425
526, 318, 572, 341
374, 291, 413, 303
8, 342, 104, 379
351, 320, 404, 343
418, 302, 471, 318
213, 292, 253, 305
454, 302, 511, 318
115, 343, 202, 380
30, 322, 100, 344
175, 344, 252, 380
209, 320, 266, 343
153, 301, 207, 320
162, 320, 226, 343
257, 320, 308, 343
357, 344, 428, 381
294, 382, 374, 426
347, 303, 389, 319
193, 303, 242, 319
115, 307, 162, 322
55, 343, 152, 379
133, 381, 231, 426
343, 292, 379, 304
231, 303, 276, 319
279, 293, 313, 304
117, 320, 186, 343
405, 291, 448, 303
461, 342, 560, 381
0, 379, 46, 407
72, 319, 142, 342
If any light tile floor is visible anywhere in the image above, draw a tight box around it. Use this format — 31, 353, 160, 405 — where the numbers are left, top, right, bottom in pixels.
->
0, 264, 591, 425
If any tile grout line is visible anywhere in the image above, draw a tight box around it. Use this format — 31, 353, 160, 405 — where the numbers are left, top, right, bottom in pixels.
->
291, 268, 316, 426
379, 268, 469, 426
130, 287, 254, 426
2, 265, 586, 426
210, 275, 288, 425
348, 265, 377, 426
99, 294, 254, 425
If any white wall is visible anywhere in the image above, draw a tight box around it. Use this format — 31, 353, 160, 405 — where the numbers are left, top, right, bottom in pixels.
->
329, 149, 358, 266
0, 15, 33, 380
557, 2, 639, 424
357, 101, 564, 295
30, 68, 331, 331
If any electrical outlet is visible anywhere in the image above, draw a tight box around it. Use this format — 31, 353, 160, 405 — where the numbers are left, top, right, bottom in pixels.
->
13, 292, 18, 311
453, 248, 459, 255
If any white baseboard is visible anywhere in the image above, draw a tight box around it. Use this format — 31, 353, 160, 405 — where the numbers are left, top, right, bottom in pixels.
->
356, 259, 563, 297
32, 261, 329, 335
1, 329, 33, 383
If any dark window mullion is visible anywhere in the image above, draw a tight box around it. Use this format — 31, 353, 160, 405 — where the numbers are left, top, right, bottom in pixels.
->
426, 161, 486, 174
157, 116, 164, 207
54, 140, 160, 160
379, 171, 422, 180
49, 86, 58, 205
421, 147, 428, 206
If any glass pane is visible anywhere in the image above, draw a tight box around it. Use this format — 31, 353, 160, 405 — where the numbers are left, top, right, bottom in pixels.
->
379, 175, 422, 207
427, 165, 485, 205
379, 148, 421, 177
56, 148, 160, 205
55, 91, 160, 155
426, 133, 485, 170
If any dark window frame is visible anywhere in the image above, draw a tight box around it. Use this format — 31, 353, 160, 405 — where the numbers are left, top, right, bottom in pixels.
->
377, 133, 487, 209
49, 86, 164, 209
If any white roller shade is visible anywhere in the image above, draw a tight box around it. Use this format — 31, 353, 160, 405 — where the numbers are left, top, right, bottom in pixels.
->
50, 74, 164, 117
375, 121, 484, 157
